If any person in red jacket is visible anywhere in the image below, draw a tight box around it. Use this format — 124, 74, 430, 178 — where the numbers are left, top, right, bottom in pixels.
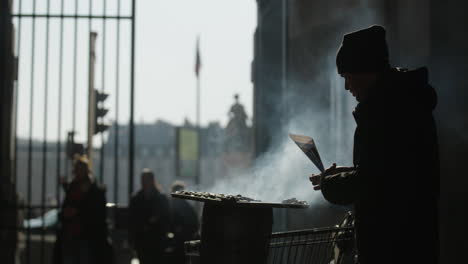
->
55, 155, 113, 264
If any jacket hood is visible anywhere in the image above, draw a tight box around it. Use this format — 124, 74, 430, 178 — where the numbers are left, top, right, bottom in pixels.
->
387, 67, 437, 111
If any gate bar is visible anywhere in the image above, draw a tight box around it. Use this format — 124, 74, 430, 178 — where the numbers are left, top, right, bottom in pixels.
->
72, 0, 78, 133
129, 0, 136, 199
13, 0, 23, 216
114, 0, 121, 204
40, 1, 51, 263
26, 0, 38, 262
56, 0, 65, 214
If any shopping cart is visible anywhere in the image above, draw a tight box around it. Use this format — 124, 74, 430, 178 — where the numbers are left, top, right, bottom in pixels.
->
185, 226, 355, 264
267, 226, 355, 264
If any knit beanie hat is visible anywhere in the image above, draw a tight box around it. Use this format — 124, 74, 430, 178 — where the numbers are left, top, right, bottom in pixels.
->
336, 25, 390, 74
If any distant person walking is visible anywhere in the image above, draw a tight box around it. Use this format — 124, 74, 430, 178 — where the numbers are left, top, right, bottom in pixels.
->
54, 155, 113, 264
129, 169, 171, 264
169, 181, 199, 264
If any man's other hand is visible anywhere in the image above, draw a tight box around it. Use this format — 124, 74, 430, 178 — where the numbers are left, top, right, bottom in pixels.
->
310, 173, 322, 190
309, 163, 354, 191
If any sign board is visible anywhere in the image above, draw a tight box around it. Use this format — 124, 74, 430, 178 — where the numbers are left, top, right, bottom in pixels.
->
176, 127, 199, 179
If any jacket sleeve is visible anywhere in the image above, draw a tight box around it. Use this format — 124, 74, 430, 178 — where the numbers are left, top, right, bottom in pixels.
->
321, 170, 358, 206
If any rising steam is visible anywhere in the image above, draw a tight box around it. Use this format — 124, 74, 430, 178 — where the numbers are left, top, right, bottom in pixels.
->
204, 110, 342, 205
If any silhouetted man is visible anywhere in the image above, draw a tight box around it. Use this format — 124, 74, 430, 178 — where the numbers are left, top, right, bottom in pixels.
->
168, 181, 199, 264
129, 169, 170, 264
310, 25, 439, 264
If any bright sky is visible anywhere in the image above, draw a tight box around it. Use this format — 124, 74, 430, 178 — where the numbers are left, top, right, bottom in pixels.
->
135, 0, 256, 126
14, 0, 257, 142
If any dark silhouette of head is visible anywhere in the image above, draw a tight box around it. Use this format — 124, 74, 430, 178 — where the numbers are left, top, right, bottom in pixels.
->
141, 168, 156, 192
72, 155, 92, 182
336, 25, 390, 102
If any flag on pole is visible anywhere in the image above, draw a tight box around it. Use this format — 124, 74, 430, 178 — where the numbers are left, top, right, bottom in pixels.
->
195, 36, 201, 77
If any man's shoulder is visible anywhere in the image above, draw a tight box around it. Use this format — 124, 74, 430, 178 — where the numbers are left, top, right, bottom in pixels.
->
130, 190, 168, 201
378, 67, 436, 112
88, 182, 107, 196
156, 192, 170, 204
388, 67, 429, 85
130, 190, 144, 201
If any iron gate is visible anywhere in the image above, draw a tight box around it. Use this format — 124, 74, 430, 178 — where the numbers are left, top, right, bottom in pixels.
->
9, 0, 136, 263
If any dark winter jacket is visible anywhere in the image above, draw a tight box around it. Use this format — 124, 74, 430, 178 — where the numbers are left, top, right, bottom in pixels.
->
129, 188, 171, 252
171, 198, 199, 243
321, 67, 439, 264
169, 198, 200, 264
54, 180, 113, 264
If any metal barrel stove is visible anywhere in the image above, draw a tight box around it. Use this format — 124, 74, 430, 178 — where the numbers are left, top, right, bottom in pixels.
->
172, 191, 310, 264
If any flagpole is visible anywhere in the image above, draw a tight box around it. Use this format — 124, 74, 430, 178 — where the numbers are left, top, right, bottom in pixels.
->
196, 72, 201, 186
196, 69, 200, 134
195, 36, 201, 186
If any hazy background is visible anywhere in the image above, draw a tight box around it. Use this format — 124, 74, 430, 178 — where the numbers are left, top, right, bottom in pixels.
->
14, 0, 256, 143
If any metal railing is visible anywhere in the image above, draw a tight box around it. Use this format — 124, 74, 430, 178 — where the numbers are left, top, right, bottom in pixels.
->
9, 0, 136, 263
184, 226, 356, 264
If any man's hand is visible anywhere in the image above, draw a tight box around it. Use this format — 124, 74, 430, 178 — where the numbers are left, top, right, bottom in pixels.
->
310, 173, 322, 190
309, 163, 354, 191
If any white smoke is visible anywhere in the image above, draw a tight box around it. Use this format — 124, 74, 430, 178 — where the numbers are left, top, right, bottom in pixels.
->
204, 111, 338, 205
198, 66, 351, 205
196, 0, 383, 205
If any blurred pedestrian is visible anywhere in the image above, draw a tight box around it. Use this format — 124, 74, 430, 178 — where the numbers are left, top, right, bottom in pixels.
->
54, 155, 113, 264
129, 169, 171, 264
168, 181, 199, 264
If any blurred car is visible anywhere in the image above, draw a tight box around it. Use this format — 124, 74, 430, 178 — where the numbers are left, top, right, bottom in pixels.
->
23, 209, 58, 232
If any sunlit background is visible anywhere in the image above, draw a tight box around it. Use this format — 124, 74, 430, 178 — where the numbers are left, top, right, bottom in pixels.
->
15, 0, 256, 142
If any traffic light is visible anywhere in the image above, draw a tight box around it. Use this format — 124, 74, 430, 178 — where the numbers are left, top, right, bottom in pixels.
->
94, 89, 109, 134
